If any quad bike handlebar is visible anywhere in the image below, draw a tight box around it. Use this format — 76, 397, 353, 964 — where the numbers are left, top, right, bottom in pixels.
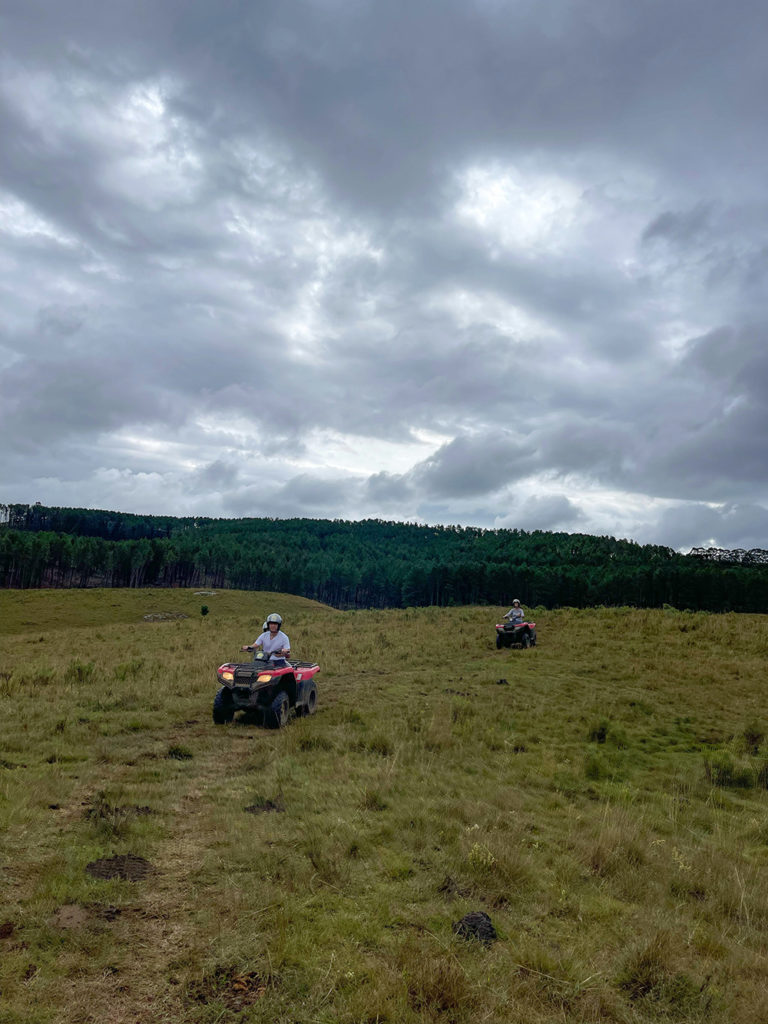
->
241, 646, 290, 659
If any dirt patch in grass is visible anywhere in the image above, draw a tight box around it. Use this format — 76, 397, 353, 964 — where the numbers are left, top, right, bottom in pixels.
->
84, 798, 154, 820
51, 904, 91, 929
244, 796, 285, 814
187, 965, 268, 1009
85, 854, 154, 881
87, 904, 124, 921
0, 920, 16, 939
438, 875, 472, 898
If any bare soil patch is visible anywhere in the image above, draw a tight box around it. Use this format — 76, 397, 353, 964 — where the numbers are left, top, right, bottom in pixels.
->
84, 799, 154, 820
187, 966, 268, 1009
438, 875, 472, 898
85, 854, 154, 881
244, 796, 285, 814
51, 904, 90, 929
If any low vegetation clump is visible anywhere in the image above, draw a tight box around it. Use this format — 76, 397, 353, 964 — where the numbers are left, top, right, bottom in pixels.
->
2, 590, 768, 1022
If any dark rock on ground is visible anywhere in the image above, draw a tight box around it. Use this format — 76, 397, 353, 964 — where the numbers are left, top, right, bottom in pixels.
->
453, 910, 497, 944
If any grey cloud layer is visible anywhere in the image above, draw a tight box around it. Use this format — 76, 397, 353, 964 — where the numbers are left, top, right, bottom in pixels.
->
1, 0, 767, 549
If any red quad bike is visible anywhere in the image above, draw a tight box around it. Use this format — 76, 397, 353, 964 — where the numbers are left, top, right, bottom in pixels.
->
213, 650, 319, 727
495, 620, 537, 649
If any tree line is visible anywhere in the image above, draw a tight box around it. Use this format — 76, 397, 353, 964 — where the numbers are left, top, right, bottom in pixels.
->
1, 503, 767, 612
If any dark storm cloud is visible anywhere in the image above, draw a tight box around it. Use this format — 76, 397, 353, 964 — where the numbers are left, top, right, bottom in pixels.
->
2, 0, 768, 549
417, 434, 537, 499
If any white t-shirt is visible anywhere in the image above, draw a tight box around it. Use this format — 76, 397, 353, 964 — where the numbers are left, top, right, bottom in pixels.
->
256, 629, 291, 658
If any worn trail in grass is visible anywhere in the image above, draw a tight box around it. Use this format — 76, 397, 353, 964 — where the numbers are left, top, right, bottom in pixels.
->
2, 591, 768, 1022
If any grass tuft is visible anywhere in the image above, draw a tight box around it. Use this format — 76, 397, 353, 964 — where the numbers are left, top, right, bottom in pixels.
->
166, 744, 193, 760
63, 659, 95, 685
704, 750, 755, 788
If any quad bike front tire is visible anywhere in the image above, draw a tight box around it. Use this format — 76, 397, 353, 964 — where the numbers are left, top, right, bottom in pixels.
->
496, 634, 504, 649
213, 687, 235, 724
268, 690, 291, 729
521, 632, 531, 649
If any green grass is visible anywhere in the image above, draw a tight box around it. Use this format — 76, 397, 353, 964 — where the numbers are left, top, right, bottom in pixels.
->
2, 591, 768, 1022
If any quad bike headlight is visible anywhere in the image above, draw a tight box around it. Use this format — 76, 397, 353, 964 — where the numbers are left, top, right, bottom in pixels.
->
219, 669, 235, 682
257, 673, 272, 683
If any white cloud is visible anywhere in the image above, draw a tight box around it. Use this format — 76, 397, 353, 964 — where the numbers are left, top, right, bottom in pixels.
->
454, 163, 584, 255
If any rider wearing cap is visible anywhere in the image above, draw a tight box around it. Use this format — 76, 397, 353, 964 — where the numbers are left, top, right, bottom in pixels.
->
504, 599, 525, 625
242, 613, 291, 662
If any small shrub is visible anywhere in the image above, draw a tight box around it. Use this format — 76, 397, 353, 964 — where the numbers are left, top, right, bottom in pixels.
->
339, 708, 365, 725
588, 719, 608, 743
125, 719, 149, 732
585, 751, 611, 780
451, 700, 475, 725
366, 735, 394, 757
704, 751, 754, 788
402, 947, 474, 1015
608, 724, 630, 749
742, 720, 765, 755
17, 667, 56, 688
113, 659, 144, 682
617, 931, 715, 1016
617, 932, 673, 999
361, 788, 387, 811
467, 842, 496, 872
297, 735, 333, 752
63, 660, 95, 685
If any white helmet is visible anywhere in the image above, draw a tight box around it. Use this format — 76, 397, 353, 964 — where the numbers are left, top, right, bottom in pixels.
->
512, 599, 521, 605
266, 613, 283, 625
261, 621, 267, 631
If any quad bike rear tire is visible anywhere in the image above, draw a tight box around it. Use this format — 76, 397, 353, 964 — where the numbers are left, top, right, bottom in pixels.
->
304, 682, 318, 715
213, 687, 235, 724
268, 690, 291, 729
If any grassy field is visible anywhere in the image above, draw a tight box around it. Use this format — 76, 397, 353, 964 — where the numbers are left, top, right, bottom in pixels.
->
2, 590, 768, 1023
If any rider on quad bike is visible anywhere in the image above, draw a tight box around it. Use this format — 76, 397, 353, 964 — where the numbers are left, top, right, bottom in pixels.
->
214, 613, 319, 727
242, 612, 290, 664
495, 600, 537, 649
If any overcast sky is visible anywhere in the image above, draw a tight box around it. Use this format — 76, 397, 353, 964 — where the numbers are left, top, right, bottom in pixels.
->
2, 0, 767, 550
